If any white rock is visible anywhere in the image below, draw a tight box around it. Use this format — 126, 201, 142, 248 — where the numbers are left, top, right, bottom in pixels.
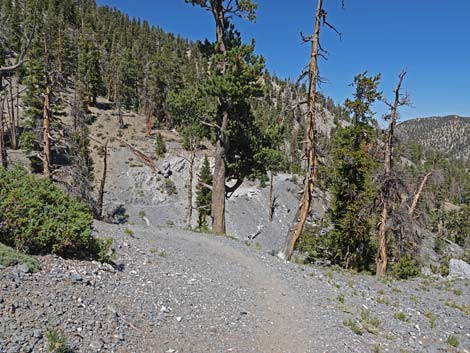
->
448, 258, 470, 279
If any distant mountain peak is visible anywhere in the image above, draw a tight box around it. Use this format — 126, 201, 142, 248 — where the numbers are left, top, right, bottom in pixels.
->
396, 115, 470, 162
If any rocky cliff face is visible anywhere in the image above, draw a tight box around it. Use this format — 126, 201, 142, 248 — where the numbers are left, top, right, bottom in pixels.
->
101, 144, 324, 253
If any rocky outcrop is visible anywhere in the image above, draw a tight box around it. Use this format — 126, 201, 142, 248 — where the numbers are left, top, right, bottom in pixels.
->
449, 258, 470, 279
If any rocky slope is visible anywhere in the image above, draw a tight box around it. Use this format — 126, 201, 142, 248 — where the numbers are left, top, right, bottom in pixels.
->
1, 223, 469, 353
3, 97, 469, 353
396, 115, 470, 162
69, 98, 327, 254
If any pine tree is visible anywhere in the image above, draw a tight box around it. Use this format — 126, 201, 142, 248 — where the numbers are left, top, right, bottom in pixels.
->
196, 155, 212, 230
69, 91, 94, 206
168, 85, 212, 227
323, 73, 382, 271
78, 24, 102, 106
186, 0, 264, 234
376, 70, 409, 276
20, 1, 65, 177
23, 34, 45, 151
154, 132, 166, 158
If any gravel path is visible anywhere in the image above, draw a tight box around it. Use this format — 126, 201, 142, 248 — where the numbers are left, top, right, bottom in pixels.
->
1, 222, 469, 353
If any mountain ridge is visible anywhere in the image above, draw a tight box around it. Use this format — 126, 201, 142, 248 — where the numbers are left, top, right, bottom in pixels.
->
396, 115, 470, 162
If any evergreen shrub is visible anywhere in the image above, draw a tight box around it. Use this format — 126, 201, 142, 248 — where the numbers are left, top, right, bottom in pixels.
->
0, 167, 112, 260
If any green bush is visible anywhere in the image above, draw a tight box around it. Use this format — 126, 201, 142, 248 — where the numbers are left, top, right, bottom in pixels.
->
20, 130, 40, 153
46, 328, 67, 353
0, 243, 40, 272
390, 255, 420, 279
0, 167, 111, 260
162, 179, 177, 195
446, 335, 459, 348
155, 133, 167, 157
393, 311, 409, 322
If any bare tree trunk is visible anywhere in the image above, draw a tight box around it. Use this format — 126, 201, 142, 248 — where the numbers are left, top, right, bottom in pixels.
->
269, 171, 274, 222
210, 1, 229, 234
43, 86, 51, 178
145, 103, 152, 137
0, 93, 7, 168
106, 76, 112, 101
97, 140, 109, 219
117, 138, 157, 171
16, 80, 19, 129
376, 199, 388, 275
211, 109, 228, 234
8, 78, 17, 149
186, 151, 196, 228
143, 62, 152, 137
117, 100, 124, 129
57, 28, 63, 77
376, 70, 407, 276
409, 171, 432, 217
113, 66, 119, 105
278, 0, 323, 260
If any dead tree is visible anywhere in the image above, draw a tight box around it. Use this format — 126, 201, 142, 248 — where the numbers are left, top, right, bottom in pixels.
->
183, 149, 196, 228
278, 0, 341, 260
96, 139, 109, 219
268, 171, 275, 221
0, 1, 38, 164
118, 139, 157, 171
409, 171, 433, 217
376, 70, 409, 276
42, 85, 52, 178
7, 77, 17, 149
145, 102, 153, 137
0, 11, 37, 75
57, 28, 63, 78
0, 93, 7, 168
186, 153, 195, 227
142, 62, 153, 137
117, 100, 124, 129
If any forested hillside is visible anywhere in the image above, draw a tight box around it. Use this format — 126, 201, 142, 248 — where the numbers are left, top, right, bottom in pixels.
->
0, 0, 468, 278
0, 0, 347, 177
1, 1, 470, 352
396, 115, 470, 162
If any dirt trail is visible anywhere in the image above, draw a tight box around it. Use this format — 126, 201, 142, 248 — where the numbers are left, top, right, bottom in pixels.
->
2, 223, 468, 353
129, 226, 311, 353
173, 231, 310, 352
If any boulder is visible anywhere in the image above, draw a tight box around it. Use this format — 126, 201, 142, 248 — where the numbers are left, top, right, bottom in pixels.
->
448, 258, 470, 279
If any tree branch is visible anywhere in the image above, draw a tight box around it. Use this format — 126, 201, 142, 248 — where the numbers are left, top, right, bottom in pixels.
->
225, 178, 243, 198
0, 0, 38, 74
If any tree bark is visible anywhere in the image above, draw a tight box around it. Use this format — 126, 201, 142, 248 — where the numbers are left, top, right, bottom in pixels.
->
145, 103, 152, 137
0, 93, 7, 168
57, 28, 63, 77
8, 78, 17, 149
117, 100, 124, 129
409, 171, 432, 217
278, 0, 323, 260
43, 86, 52, 178
16, 80, 19, 129
97, 140, 109, 219
186, 151, 196, 228
211, 109, 228, 234
143, 62, 152, 137
376, 70, 407, 276
210, 0, 229, 234
269, 171, 274, 222
376, 199, 388, 276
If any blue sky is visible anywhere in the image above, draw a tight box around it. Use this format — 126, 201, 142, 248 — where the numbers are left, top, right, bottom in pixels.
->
97, 0, 470, 122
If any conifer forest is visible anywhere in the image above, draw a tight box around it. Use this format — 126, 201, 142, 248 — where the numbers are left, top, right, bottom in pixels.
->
0, 1, 469, 352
